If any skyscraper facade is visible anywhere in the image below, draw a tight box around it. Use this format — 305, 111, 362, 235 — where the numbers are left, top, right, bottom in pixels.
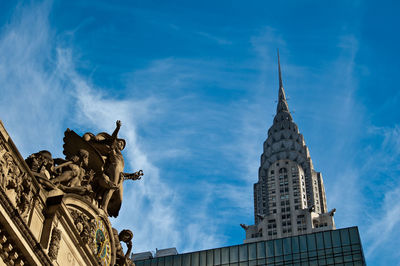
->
242, 54, 335, 243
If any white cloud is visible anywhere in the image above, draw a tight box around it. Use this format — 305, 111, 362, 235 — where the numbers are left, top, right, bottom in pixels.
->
0, 2, 223, 254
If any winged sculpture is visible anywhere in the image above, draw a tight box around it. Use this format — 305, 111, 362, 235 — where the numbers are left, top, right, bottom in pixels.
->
26, 120, 143, 218
61, 120, 143, 217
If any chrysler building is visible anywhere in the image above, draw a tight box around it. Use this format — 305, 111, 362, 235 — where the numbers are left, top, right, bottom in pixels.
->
242, 53, 336, 243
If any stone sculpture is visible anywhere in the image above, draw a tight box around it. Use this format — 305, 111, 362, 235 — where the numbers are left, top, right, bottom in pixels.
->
25, 120, 143, 217
113, 228, 134, 266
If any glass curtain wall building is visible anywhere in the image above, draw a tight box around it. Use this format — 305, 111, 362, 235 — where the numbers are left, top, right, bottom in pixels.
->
134, 227, 365, 266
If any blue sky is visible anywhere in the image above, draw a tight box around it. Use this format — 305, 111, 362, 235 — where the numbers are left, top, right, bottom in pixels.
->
0, 1, 399, 264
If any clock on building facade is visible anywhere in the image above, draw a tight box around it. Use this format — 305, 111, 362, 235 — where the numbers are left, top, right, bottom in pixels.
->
94, 218, 112, 266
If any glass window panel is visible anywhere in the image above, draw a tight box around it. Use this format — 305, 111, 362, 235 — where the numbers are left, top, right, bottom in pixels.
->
221, 247, 229, 264
299, 235, 307, 252
144, 260, 151, 266
248, 243, 256, 260
173, 255, 182, 266
250, 260, 258, 266
316, 232, 324, 250
214, 249, 221, 265
283, 238, 292, 254
333, 247, 342, 254
257, 242, 266, 259
275, 255, 283, 262
230, 246, 239, 262
257, 259, 266, 265
325, 248, 333, 256
308, 251, 317, 258
266, 241, 274, 257
182, 254, 190, 265
200, 251, 207, 266
274, 239, 283, 256
323, 231, 332, 248
158, 257, 165, 266
331, 230, 341, 247
349, 227, 360, 244
192, 252, 199, 266
239, 245, 248, 262
334, 256, 343, 263
307, 234, 316, 251
135, 262, 144, 266
166, 256, 174, 266
206, 250, 213, 266
292, 236, 299, 253
239, 262, 248, 266
343, 246, 351, 252
352, 244, 361, 251
344, 255, 353, 262
340, 229, 350, 245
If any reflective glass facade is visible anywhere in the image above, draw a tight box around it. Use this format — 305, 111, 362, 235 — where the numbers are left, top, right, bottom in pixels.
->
134, 227, 365, 266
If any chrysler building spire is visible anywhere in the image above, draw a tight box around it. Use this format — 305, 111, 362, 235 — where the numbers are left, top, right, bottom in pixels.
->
276, 49, 292, 119
242, 53, 336, 243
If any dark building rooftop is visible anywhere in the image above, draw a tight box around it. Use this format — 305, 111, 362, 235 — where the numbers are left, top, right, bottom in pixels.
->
134, 226, 365, 266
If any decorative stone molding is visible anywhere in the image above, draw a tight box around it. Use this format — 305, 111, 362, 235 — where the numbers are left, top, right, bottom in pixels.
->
0, 139, 35, 220
48, 227, 62, 261
70, 209, 96, 251
0, 187, 52, 265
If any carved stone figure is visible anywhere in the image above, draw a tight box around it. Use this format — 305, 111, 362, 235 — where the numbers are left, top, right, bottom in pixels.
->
48, 227, 62, 261
15, 174, 32, 218
25, 150, 54, 179
52, 149, 89, 188
113, 228, 134, 266
1, 150, 21, 190
1, 146, 33, 219
25, 150, 57, 190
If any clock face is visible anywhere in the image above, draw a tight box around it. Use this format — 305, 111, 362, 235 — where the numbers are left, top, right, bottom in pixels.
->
94, 218, 111, 266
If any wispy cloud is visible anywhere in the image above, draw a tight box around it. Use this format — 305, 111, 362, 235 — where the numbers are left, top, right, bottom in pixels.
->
1, 2, 399, 264
196, 31, 232, 45
0, 2, 224, 253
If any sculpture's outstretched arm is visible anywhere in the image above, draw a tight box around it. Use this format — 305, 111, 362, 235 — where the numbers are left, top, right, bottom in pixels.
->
112, 120, 122, 139
123, 170, 143, 181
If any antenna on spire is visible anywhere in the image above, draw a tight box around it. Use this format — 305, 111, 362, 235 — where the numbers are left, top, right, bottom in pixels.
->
277, 48, 283, 89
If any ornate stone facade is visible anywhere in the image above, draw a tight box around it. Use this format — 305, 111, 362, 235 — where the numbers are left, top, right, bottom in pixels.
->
0, 120, 141, 265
